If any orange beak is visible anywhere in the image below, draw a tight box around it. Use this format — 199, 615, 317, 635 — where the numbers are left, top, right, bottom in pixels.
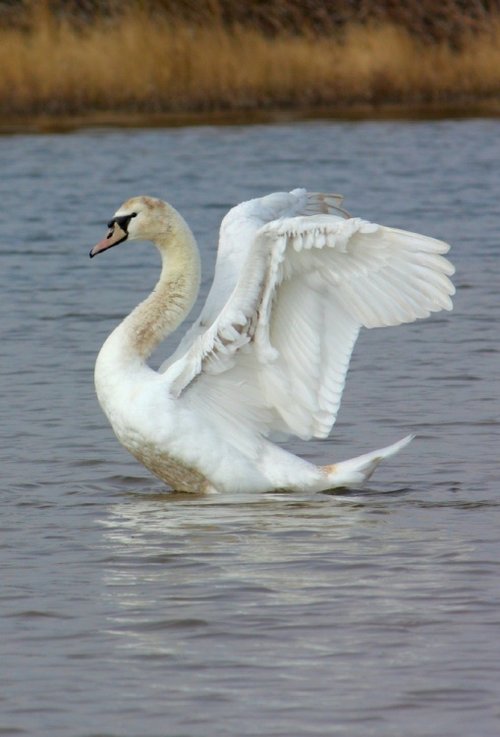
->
89, 223, 128, 258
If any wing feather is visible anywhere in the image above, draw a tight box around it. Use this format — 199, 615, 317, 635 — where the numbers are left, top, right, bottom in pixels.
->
162, 193, 454, 442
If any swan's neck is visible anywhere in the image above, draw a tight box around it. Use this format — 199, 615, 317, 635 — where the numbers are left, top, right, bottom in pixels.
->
102, 212, 201, 367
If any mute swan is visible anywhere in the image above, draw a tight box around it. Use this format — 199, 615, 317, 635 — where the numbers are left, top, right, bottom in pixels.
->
90, 189, 454, 494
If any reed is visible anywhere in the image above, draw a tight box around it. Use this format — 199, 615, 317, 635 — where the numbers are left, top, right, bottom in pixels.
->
1, 2, 500, 120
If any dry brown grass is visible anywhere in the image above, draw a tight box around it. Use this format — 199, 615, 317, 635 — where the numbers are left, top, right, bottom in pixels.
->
2, 3, 500, 120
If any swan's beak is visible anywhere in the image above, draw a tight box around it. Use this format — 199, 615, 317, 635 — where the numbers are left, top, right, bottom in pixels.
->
89, 223, 128, 258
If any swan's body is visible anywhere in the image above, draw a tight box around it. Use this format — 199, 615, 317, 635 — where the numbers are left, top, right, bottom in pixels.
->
90, 190, 454, 493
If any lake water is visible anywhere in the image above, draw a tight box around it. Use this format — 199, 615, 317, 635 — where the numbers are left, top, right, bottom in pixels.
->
1, 118, 499, 737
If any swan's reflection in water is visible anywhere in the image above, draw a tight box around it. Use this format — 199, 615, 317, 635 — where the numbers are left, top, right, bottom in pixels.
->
98, 491, 366, 656
97, 488, 461, 654
95, 489, 485, 734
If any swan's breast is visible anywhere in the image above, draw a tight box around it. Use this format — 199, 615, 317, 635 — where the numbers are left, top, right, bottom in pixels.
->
124, 436, 211, 493
95, 352, 211, 492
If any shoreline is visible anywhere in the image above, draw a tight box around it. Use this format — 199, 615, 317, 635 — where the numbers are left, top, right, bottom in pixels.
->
3, 8, 500, 133
2, 99, 500, 135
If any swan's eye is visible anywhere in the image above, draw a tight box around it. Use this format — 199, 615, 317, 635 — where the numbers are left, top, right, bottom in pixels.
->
107, 213, 136, 233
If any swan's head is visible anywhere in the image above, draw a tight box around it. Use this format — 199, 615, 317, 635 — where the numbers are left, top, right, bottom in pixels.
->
89, 196, 171, 258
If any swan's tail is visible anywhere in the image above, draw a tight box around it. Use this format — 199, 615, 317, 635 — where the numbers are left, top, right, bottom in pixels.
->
321, 434, 414, 489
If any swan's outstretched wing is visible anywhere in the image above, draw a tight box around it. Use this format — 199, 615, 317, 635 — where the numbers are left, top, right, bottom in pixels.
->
160, 189, 348, 370
162, 201, 454, 444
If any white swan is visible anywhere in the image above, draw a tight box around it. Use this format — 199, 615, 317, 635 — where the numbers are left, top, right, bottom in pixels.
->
90, 189, 454, 494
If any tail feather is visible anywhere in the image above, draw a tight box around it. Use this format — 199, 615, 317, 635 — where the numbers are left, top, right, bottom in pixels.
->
322, 434, 414, 488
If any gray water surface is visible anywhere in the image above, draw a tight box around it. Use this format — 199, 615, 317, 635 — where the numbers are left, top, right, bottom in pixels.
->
1, 119, 499, 737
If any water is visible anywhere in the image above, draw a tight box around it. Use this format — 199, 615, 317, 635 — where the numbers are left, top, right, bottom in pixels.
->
1, 119, 499, 737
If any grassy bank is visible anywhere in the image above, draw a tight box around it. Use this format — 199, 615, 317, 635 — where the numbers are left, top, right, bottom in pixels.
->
2, 3, 500, 126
